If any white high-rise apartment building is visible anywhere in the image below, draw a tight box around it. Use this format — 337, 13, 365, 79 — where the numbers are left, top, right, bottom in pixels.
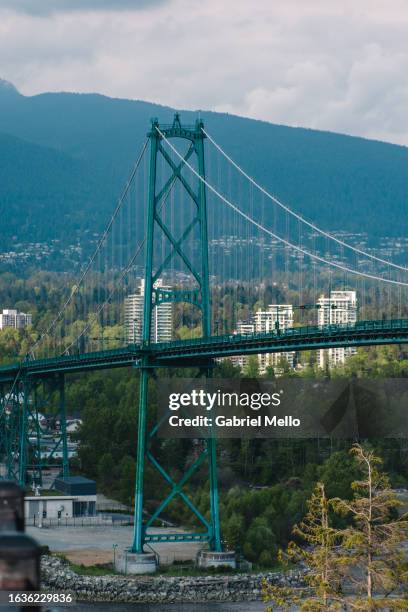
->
232, 320, 255, 370
124, 288, 144, 343
255, 305, 295, 374
317, 290, 357, 369
0, 309, 32, 330
232, 305, 295, 374
124, 279, 173, 344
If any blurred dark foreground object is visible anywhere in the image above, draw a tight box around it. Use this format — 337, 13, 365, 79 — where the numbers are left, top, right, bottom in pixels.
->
0, 482, 41, 611
0, 533, 40, 591
0, 483, 24, 532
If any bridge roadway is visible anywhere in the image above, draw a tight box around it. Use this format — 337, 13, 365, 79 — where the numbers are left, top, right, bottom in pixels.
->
1, 318, 408, 383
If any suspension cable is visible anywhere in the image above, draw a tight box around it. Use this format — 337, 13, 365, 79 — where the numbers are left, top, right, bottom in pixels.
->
157, 127, 408, 287
202, 128, 408, 273
63, 158, 181, 355
31, 139, 149, 354
61, 239, 146, 355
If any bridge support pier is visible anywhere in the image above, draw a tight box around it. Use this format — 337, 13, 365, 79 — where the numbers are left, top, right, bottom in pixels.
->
115, 550, 157, 575
207, 434, 222, 552
197, 550, 236, 570
131, 364, 149, 555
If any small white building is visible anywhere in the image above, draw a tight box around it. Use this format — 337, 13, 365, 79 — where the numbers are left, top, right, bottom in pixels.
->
25, 495, 80, 520
0, 309, 32, 330
25, 476, 97, 520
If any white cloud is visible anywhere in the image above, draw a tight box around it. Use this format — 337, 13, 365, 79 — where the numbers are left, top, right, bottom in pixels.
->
0, 0, 408, 145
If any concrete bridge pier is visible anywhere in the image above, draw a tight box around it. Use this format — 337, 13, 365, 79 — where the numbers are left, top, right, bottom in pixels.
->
114, 549, 157, 574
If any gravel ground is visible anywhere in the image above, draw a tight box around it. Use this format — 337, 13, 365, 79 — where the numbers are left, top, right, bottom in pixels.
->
27, 524, 203, 565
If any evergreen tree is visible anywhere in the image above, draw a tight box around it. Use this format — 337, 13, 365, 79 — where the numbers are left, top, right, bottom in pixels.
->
244, 355, 260, 377
263, 483, 344, 610
332, 444, 408, 611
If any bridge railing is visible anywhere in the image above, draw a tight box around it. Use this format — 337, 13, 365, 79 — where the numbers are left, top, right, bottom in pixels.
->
1, 318, 408, 378
153, 318, 408, 351
2, 345, 142, 375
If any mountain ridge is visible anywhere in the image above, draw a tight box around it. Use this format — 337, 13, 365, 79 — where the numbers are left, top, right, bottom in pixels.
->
1, 79, 408, 264
0, 78, 20, 96
2, 78, 406, 152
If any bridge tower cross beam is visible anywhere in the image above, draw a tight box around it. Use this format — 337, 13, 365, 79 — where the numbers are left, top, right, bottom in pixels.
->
131, 114, 222, 554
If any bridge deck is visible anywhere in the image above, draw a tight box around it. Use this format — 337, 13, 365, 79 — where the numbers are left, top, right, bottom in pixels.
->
1, 318, 408, 382
154, 318, 408, 361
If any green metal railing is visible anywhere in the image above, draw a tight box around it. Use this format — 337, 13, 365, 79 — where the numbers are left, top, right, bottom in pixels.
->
1, 318, 408, 383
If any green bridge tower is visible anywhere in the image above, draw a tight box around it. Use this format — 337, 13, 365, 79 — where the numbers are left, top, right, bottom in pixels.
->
129, 115, 229, 570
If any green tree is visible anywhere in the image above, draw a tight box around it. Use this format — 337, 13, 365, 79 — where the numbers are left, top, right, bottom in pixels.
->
244, 355, 260, 377
243, 516, 277, 566
118, 455, 136, 506
263, 483, 344, 611
97, 453, 116, 490
332, 444, 408, 611
318, 450, 360, 499
223, 512, 245, 551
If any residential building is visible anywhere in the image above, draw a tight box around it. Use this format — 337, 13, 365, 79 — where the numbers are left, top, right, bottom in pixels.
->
317, 290, 357, 369
0, 309, 32, 330
232, 304, 295, 374
231, 320, 255, 370
124, 285, 144, 343
255, 305, 295, 374
124, 279, 173, 344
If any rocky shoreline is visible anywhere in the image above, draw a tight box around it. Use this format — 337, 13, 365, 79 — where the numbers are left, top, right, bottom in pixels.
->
41, 555, 306, 604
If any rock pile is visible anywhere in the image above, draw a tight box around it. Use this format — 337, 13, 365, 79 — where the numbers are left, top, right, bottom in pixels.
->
41, 555, 306, 603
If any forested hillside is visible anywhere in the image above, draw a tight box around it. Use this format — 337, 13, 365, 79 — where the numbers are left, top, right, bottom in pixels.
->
1, 78, 408, 262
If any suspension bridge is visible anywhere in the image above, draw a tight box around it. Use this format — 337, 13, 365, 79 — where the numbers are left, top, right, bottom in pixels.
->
1, 114, 408, 563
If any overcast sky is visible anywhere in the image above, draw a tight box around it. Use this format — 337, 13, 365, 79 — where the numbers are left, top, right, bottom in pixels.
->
0, 0, 407, 146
